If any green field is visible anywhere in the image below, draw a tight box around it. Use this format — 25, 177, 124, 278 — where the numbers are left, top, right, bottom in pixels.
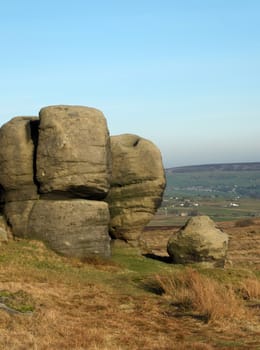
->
166, 169, 260, 198
151, 165, 260, 226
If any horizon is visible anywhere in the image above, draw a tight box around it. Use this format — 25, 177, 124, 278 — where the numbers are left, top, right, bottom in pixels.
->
0, 1, 259, 168
166, 160, 260, 169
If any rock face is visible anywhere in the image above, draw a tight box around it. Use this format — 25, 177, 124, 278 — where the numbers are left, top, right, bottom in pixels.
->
106, 134, 166, 242
5, 200, 111, 258
36, 105, 111, 199
167, 216, 229, 267
0, 106, 165, 258
0, 117, 39, 202
28, 200, 111, 258
0, 215, 10, 244
4, 200, 37, 237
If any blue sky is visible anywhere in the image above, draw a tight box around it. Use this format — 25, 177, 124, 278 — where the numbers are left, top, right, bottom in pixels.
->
0, 0, 259, 167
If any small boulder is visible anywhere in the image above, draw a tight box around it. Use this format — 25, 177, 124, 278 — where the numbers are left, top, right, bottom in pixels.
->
167, 216, 229, 267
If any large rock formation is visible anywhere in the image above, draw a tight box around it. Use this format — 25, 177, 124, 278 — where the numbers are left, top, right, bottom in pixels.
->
167, 216, 229, 267
37, 105, 111, 199
0, 106, 165, 258
106, 134, 166, 242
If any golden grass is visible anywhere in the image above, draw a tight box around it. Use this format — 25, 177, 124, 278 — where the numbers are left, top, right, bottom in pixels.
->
0, 280, 192, 350
239, 277, 260, 300
234, 218, 256, 227
154, 268, 248, 325
0, 237, 259, 349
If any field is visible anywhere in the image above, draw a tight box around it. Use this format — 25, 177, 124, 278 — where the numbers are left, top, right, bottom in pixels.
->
0, 217, 259, 349
166, 165, 260, 199
153, 198, 260, 226
159, 164, 260, 225
0, 163, 259, 349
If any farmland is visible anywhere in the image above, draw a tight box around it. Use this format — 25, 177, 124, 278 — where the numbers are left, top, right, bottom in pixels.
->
151, 162, 260, 226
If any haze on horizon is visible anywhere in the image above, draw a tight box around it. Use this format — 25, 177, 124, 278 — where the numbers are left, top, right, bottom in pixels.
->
0, 1, 259, 168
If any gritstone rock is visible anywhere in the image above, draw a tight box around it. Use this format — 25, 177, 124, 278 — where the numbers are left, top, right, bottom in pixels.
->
4, 200, 36, 237
167, 215, 229, 267
106, 134, 166, 242
0, 105, 166, 258
28, 199, 111, 258
5, 199, 111, 258
36, 105, 111, 199
0, 117, 39, 202
0, 215, 10, 244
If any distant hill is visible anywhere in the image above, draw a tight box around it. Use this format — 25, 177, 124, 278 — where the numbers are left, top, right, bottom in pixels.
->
166, 162, 260, 173
165, 162, 260, 198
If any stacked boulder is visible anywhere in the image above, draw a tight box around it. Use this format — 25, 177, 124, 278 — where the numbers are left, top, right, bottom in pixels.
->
0, 105, 165, 258
106, 134, 165, 243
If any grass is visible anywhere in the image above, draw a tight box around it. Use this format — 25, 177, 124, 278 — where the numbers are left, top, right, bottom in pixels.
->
0, 289, 35, 313
149, 268, 247, 324
0, 233, 259, 349
238, 277, 260, 301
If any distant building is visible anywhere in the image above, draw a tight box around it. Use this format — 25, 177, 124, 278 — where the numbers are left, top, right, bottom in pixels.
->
229, 203, 240, 207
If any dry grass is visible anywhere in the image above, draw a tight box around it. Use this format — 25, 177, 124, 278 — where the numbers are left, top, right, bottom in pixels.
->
0, 235, 259, 349
154, 268, 248, 324
0, 280, 200, 350
235, 218, 256, 227
238, 277, 260, 301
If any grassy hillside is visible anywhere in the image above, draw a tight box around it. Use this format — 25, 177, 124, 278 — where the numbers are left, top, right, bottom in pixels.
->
0, 162, 259, 349
0, 220, 259, 349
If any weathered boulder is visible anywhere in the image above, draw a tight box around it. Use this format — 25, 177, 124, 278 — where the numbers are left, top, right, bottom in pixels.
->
106, 134, 166, 242
5, 199, 111, 258
28, 200, 111, 258
167, 216, 229, 267
36, 105, 111, 199
0, 117, 39, 202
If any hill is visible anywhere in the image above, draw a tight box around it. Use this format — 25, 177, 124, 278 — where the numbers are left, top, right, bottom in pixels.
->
153, 161, 260, 224
165, 162, 260, 199
167, 162, 260, 173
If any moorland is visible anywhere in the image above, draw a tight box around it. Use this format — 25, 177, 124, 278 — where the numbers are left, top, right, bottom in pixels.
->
0, 162, 259, 349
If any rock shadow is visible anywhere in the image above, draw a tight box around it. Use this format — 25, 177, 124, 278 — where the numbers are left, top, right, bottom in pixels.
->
143, 253, 172, 264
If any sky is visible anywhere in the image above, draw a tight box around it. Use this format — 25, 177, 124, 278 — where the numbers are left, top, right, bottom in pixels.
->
0, 0, 259, 168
